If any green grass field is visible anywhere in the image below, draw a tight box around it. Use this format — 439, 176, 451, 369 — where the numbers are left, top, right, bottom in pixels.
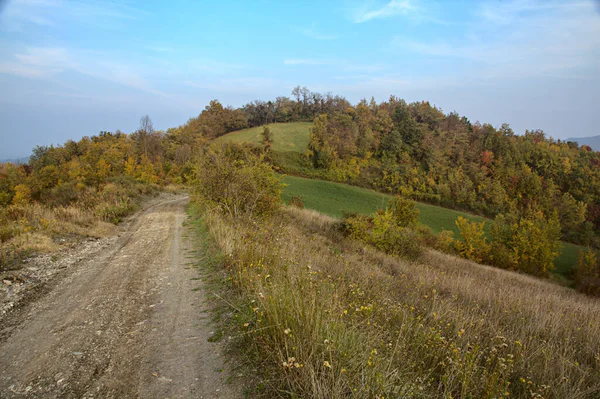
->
215, 122, 312, 153
281, 175, 583, 279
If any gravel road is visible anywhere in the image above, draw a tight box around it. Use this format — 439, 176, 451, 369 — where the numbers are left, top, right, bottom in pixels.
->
0, 196, 240, 398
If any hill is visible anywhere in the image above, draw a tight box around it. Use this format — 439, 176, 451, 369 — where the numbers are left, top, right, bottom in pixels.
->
0, 156, 30, 164
219, 124, 586, 279
567, 135, 600, 151
214, 122, 312, 153
281, 175, 584, 279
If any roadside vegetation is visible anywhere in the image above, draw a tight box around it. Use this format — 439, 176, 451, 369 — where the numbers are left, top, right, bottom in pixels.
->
192, 142, 600, 398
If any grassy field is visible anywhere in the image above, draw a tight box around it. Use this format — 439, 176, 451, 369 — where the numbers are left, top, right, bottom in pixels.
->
281, 174, 584, 278
281, 175, 487, 235
215, 122, 312, 153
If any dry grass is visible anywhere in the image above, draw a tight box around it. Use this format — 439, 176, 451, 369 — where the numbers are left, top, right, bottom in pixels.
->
202, 205, 600, 398
0, 203, 114, 271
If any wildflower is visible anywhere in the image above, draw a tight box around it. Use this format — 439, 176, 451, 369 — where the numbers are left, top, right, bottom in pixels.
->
341, 368, 347, 373
284, 328, 291, 335
323, 361, 332, 368
243, 323, 249, 327
282, 357, 297, 370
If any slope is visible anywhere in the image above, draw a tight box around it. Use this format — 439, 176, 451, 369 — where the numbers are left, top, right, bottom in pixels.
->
219, 123, 585, 278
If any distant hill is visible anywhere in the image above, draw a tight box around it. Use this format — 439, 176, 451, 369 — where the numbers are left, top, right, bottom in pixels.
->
0, 156, 30, 164
567, 135, 600, 151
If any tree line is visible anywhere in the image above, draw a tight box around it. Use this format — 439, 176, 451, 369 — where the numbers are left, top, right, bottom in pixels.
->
1, 87, 599, 291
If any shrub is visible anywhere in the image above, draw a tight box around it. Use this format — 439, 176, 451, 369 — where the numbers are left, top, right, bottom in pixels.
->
388, 195, 419, 227
342, 208, 422, 260
288, 195, 305, 209
488, 242, 516, 270
435, 229, 455, 253
341, 212, 372, 241
0, 191, 12, 207
95, 183, 137, 223
12, 184, 31, 205
194, 143, 283, 218
95, 198, 134, 224
0, 245, 30, 272
491, 210, 561, 276
454, 216, 489, 263
575, 249, 600, 296
48, 181, 80, 207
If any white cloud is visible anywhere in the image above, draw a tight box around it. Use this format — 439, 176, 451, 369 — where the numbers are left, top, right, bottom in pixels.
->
0, 0, 144, 31
476, 0, 591, 26
391, 0, 600, 80
352, 0, 415, 23
0, 46, 169, 97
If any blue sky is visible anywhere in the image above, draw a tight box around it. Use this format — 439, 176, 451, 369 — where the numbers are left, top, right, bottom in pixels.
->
0, 0, 599, 158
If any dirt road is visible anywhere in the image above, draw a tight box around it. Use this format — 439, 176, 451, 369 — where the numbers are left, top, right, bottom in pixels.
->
0, 197, 239, 398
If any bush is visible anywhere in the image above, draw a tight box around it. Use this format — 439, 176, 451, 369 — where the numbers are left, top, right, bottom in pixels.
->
434, 229, 455, 253
48, 181, 80, 207
453, 216, 489, 263
95, 183, 137, 223
194, 143, 283, 218
388, 195, 419, 227
488, 242, 516, 270
288, 195, 304, 209
95, 198, 135, 224
12, 184, 31, 205
491, 210, 561, 276
342, 208, 422, 260
575, 249, 600, 296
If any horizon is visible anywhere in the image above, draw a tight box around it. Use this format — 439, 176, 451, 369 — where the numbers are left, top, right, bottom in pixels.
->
1, 0, 599, 158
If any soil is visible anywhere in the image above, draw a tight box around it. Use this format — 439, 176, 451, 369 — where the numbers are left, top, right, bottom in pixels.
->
0, 195, 241, 398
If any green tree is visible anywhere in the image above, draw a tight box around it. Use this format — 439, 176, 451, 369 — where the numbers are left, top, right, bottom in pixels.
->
491, 209, 561, 276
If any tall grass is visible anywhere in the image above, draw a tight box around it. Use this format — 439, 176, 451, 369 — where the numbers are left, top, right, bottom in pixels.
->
200, 206, 600, 398
0, 179, 158, 271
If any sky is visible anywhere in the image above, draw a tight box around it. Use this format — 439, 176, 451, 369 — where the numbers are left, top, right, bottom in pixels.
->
0, 0, 599, 158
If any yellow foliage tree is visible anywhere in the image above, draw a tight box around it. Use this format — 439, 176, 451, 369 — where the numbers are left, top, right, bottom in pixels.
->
136, 154, 158, 184
454, 216, 489, 263
124, 156, 136, 178
12, 184, 32, 205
